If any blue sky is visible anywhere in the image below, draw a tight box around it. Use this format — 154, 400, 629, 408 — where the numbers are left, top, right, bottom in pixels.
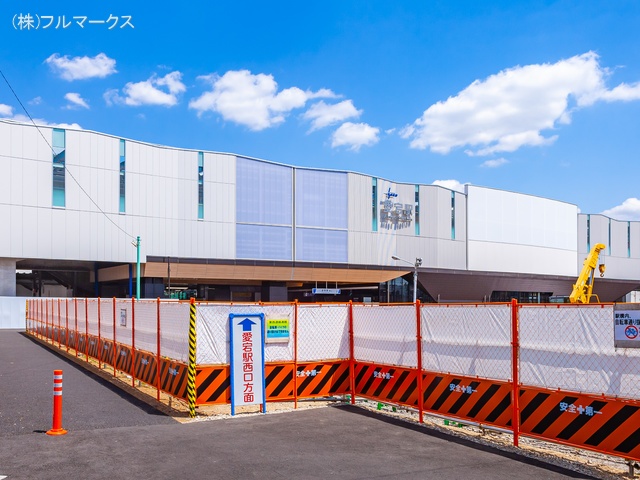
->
2, 1, 640, 219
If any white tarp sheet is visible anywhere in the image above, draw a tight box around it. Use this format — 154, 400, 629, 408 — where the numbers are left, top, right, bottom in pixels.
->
297, 304, 349, 361
0, 297, 26, 329
421, 304, 512, 380
197, 304, 295, 365
353, 304, 417, 367
520, 304, 640, 399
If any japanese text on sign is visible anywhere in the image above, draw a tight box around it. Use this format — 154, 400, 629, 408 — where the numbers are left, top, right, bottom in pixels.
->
265, 317, 290, 343
242, 332, 254, 403
12, 14, 134, 30
559, 402, 602, 416
449, 383, 477, 394
614, 307, 640, 348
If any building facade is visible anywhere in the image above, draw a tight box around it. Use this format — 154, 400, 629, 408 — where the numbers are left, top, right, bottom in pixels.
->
1, 119, 638, 302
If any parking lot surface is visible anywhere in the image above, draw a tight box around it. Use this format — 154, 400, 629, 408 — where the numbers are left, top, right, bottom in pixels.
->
0, 331, 597, 479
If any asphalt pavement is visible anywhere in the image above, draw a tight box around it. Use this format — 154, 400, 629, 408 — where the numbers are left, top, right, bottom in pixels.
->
0, 330, 599, 479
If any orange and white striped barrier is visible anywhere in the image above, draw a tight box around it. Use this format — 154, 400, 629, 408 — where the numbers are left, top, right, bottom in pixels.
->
46, 369, 67, 436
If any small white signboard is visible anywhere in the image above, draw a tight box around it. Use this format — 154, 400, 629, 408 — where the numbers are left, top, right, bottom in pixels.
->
614, 304, 640, 348
229, 313, 266, 415
312, 288, 341, 295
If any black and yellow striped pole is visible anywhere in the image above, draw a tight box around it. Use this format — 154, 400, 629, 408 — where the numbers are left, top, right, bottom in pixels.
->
187, 298, 197, 418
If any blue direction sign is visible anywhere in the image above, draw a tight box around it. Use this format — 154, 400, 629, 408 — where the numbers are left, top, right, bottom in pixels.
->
229, 313, 266, 415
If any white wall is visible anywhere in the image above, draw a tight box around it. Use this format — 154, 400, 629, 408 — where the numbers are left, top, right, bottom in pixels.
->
467, 185, 578, 275
4, 119, 640, 285
578, 214, 640, 280
0, 121, 237, 264
0, 297, 26, 329
347, 173, 466, 268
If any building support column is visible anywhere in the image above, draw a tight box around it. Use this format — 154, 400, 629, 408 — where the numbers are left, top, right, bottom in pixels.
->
0, 259, 17, 296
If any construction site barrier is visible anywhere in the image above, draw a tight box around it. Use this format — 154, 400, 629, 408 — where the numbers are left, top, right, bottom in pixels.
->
46, 369, 67, 436
25, 297, 640, 462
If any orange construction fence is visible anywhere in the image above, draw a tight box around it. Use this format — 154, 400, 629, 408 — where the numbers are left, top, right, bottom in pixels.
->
25, 297, 640, 462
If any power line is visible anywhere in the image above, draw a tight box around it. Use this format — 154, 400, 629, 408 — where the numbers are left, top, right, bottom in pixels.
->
0, 67, 136, 241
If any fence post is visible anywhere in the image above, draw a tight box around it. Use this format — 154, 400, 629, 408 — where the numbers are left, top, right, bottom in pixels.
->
65, 298, 69, 353
97, 298, 102, 368
113, 298, 117, 376
85, 298, 89, 360
187, 298, 197, 418
45, 299, 49, 342
511, 298, 520, 447
293, 300, 299, 409
156, 297, 161, 401
416, 299, 424, 424
349, 301, 355, 405
74, 298, 78, 358
57, 299, 61, 348
131, 297, 136, 388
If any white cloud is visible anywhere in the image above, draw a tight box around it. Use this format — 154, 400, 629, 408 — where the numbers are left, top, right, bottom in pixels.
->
45, 53, 117, 81
402, 52, 640, 156
595, 82, 640, 102
480, 158, 508, 168
29, 96, 42, 106
106, 71, 185, 107
0, 104, 13, 116
432, 180, 467, 193
302, 100, 362, 131
331, 122, 380, 151
64, 92, 89, 109
189, 70, 336, 131
601, 198, 640, 221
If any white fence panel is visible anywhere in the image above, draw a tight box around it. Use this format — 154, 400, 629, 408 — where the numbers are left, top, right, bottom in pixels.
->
135, 300, 158, 355
520, 304, 640, 399
197, 304, 296, 365
353, 304, 417, 367
421, 304, 512, 381
159, 302, 190, 363
297, 304, 350, 361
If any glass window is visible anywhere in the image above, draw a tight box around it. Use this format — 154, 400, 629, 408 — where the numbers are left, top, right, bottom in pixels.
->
198, 152, 204, 219
586, 214, 590, 252
296, 228, 348, 263
628, 222, 631, 258
372, 178, 378, 231
236, 157, 292, 225
450, 191, 455, 240
295, 169, 347, 229
119, 139, 126, 213
236, 224, 292, 260
52, 128, 65, 207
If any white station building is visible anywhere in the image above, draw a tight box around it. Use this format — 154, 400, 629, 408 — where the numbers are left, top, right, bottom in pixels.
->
1, 119, 639, 302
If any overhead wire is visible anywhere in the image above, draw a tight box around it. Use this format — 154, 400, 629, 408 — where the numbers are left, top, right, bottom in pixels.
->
0, 67, 137, 241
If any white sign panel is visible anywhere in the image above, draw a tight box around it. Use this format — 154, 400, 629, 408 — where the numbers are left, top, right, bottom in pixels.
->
229, 313, 266, 415
614, 305, 640, 348
312, 288, 341, 295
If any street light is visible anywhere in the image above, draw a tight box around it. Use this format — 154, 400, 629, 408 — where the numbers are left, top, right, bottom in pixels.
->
131, 236, 141, 300
391, 255, 423, 303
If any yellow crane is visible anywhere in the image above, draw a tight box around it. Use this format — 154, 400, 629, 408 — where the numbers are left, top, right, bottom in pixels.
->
569, 243, 606, 303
